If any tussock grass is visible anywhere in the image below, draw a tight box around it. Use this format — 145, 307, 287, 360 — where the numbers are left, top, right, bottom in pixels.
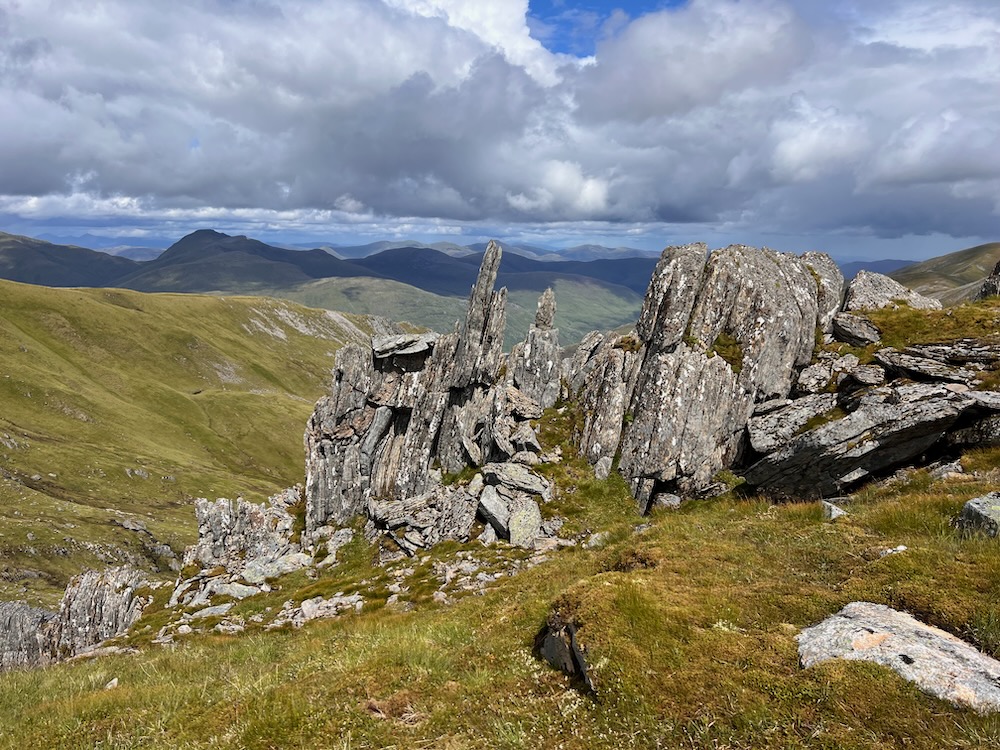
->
3, 424, 1000, 748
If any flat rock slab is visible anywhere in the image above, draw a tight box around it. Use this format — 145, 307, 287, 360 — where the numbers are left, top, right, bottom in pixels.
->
798, 602, 1000, 714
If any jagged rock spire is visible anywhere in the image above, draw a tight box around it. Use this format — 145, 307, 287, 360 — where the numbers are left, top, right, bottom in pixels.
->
534, 287, 556, 330
452, 239, 507, 388
509, 287, 561, 409
975, 260, 1000, 301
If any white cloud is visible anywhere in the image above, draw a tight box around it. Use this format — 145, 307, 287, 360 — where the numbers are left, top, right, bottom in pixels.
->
1, 0, 999, 251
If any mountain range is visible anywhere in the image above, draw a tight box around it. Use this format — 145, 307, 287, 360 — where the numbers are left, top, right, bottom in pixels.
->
0, 230, 654, 345
2, 229, 998, 346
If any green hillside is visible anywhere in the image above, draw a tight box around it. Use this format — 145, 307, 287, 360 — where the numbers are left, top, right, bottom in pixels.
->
0, 280, 374, 606
272, 276, 644, 348
1, 288, 1000, 748
890, 242, 1000, 304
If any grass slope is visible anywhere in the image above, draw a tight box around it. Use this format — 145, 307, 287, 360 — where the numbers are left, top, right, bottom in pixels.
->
1, 400, 999, 748
270, 276, 644, 348
0, 279, 372, 605
890, 242, 1000, 304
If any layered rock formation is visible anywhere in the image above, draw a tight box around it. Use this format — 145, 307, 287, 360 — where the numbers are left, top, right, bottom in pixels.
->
0, 565, 151, 672
744, 344, 1000, 497
303, 241, 559, 554
568, 243, 844, 507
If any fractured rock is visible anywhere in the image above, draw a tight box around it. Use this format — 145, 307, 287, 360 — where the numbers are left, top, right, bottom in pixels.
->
798, 602, 1000, 714
183, 489, 302, 575
875, 348, 978, 384
51, 566, 151, 658
974, 260, 1000, 301
745, 382, 983, 497
747, 393, 839, 455
832, 312, 881, 347
0, 602, 56, 671
482, 462, 551, 501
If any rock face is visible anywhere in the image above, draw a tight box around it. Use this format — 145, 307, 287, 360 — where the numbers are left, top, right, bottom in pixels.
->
571, 243, 838, 506
0, 565, 151, 672
51, 567, 151, 658
975, 260, 1000, 301
303, 241, 559, 554
0, 602, 56, 671
798, 602, 1000, 714
843, 270, 942, 311
509, 288, 561, 410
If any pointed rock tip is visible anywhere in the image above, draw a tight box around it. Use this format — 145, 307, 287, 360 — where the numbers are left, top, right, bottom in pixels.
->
535, 287, 556, 330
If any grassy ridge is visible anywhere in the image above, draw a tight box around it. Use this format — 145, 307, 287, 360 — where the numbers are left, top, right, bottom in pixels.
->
890, 242, 1000, 304
0, 280, 372, 605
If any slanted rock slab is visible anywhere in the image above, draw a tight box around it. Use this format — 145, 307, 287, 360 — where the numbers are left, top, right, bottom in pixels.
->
843, 271, 942, 311
798, 602, 1000, 714
833, 312, 881, 347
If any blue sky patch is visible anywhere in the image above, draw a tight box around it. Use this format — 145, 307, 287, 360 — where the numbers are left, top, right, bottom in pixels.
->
528, 0, 688, 56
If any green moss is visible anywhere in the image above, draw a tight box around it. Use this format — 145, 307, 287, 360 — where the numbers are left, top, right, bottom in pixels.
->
613, 334, 642, 353
708, 332, 744, 373
796, 406, 849, 435
441, 465, 480, 487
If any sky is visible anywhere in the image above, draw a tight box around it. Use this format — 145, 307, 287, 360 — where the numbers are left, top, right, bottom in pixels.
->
1, 0, 999, 260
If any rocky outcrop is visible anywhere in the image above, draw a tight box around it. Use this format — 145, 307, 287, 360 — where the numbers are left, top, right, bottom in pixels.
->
509, 288, 561, 410
50, 566, 151, 658
303, 241, 561, 555
0, 565, 151, 672
170, 488, 316, 609
565, 242, 853, 505
305, 241, 508, 533
843, 270, 942, 311
974, 260, 1000, 301
955, 493, 1000, 537
799, 602, 1000, 714
183, 488, 305, 574
744, 382, 994, 497
0, 602, 56, 671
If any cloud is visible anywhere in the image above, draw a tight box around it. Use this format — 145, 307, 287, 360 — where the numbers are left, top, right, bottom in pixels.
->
0, 0, 998, 253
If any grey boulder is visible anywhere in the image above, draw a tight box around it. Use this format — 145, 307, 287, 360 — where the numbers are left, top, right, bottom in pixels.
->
798, 602, 1000, 714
